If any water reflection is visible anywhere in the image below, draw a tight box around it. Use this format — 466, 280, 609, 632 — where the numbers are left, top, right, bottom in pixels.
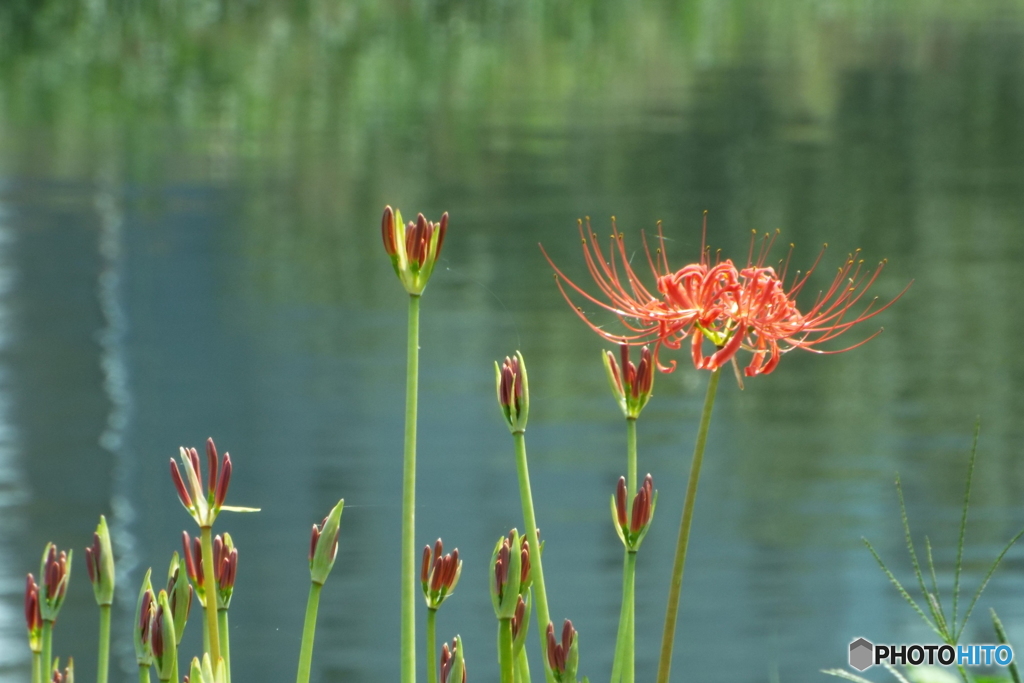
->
2, 2, 1024, 683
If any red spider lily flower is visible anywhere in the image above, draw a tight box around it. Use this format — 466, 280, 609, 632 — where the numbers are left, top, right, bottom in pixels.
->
690, 230, 910, 377
541, 217, 738, 372
170, 438, 259, 529
496, 352, 529, 433
38, 544, 71, 623
212, 533, 238, 609
382, 206, 448, 296
421, 538, 463, 609
543, 217, 908, 378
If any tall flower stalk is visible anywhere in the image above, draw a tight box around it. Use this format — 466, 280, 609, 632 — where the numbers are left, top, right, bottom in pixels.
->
86, 516, 116, 683
497, 352, 555, 683
382, 205, 448, 683
38, 543, 71, 682
422, 539, 462, 683
544, 216, 906, 683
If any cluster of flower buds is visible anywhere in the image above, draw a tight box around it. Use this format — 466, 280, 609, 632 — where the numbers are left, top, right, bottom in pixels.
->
421, 538, 462, 609
511, 592, 532, 656
496, 352, 529, 433
85, 515, 115, 607
166, 553, 193, 642
24, 574, 42, 653
603, 344, 655, 419
440, 635, 466, 683
50, 658, 73, 683
490, 529, 531, 620
38, 543, 71, 623
381, 206, 449, 296
181, 531, 238, 609
185, 654, 226, 683
309, 499, 344, 586
150, 591, 178, 682
545, 620, 580, 683
134, 570, 155, 668
181, 532, 207, 606
612, 474, 657, 551
170, 438, 234, 528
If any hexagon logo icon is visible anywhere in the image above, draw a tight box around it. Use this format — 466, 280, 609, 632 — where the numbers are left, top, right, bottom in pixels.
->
849, 638, 874, 671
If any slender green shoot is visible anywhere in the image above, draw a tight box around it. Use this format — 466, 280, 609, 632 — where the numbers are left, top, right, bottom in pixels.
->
515, 648, 532, 683
953, 423, 980, 630
512, 431, 554, 683
656, 367, 721, 683
32, 652, 42, 683
97, 604, 112, 683
41, 621, 53, 682
402, 294, 421, 683
199, 527, 221, 662
426, 608, 438, 683
295, 582, 323, 683
499, 618, 515, 683
218, 610, 231, 683
991, 609, 1020, 683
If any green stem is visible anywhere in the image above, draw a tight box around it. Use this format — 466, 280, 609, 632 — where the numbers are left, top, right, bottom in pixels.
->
295, 582, 323, 683
655, 368, 721, 683
200, 527, 221, 664
426, 608, 438, 683
202, 602, 210, 656
139, 665, 151, 683
623, 552, 637, 683
32, 652, 41, 683
498, 618, 515, 683
626, 418, 638, 496
515, 648, 532, 683
610, 553, 629, 683
402, 294, 421, 683
97, 604, 112, 683
512, 431, 554, 683
41, 620, 53, 682
219, 609, 231, 683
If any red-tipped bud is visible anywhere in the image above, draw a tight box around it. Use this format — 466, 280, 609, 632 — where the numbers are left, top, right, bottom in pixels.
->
422, 539, 462, 609
545, 620, 578, 680
615, 477, 628, 527
187, 448, 201, 483
170, 460, 192, 509
612, 474, 657, 551
496, 352, 530, 432
440, 636, 466, 683
206, 438, 218, 499
215, 454, 231, 508
310, 525, 321, 564
382, 206, 398, 256
603, 344, 655, 418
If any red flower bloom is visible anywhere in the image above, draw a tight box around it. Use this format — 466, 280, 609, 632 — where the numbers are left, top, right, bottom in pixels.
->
544, 217, 909, 377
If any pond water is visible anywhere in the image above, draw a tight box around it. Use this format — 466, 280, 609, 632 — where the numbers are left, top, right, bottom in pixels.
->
2, 2, 1024, 682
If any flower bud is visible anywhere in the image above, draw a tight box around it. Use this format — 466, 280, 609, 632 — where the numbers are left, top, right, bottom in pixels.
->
188, 654, 226, 683
545, 620, 579, 683
309, 499, 344, 585
166, 553, 193, 644
213, 533, 238, 610
603, 345, 655, 419
38, 543, 71, 623
611, 474, 657, 551
152, 591, 177, 681
24, 574, 42, 653
490, 529, 524, 620
421, 538, 462, 609
85, 515, 115, 607
440, 635, 466, 683
50, 657, 73, 683
134, 569, 155, 668
511, 591, 531, 656
171, 439, 258, 528
382, 206, 449, 296
181, 531, 207, 608
495, 352, 529, 433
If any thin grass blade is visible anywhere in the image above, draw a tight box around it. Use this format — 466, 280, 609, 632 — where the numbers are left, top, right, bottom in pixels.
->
863, 538, 943, 639
955, 527, 1024, 641
991, 609, 1020, 683
953, 422, 980, 629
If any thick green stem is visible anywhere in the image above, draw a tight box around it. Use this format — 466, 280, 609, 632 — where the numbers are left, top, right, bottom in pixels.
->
41, 620, 53, 682
295, 582, 323, 683
426, 608, 438, 683
31, 652, 42, 683
97, 603, 112, 683
402, 294, 421, 683
656, 368, 721, 683
202, 603, 210, 655
623, 552, 637, 683
498, 619, 515, 683
139, 665, 151, 683
610, 554, 629, 683
200, 527, 221, 663
626, 418, 638, 496
219, 609, 231, 683
515, 648, 532, 683
512, 431, 554, 683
